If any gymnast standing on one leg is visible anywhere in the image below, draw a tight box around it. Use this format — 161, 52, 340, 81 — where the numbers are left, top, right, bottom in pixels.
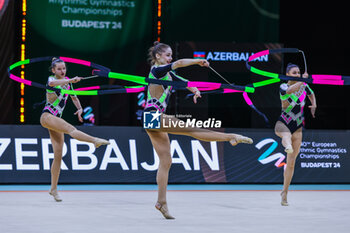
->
145, 41, 253, 219
274, 63, 317, 206
40, 58, 110, 202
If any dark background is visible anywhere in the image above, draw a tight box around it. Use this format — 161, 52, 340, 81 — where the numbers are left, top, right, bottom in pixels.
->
1, 0, 349, 129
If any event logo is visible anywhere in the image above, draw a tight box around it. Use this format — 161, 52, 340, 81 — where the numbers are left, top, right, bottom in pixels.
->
27, 1, 151, 52
255, 138, 286, 168
193, 51, 268, 62
136, 92, 146, 121
83, 106, 95, 125
143, 111, 161, 129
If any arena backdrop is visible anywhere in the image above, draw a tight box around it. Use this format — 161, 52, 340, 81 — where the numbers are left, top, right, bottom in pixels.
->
169, 42, 284, 129
19, 0, 280, 128
23, 0, 153, 126
20, 40, 283, 128
0, 125, 349, 184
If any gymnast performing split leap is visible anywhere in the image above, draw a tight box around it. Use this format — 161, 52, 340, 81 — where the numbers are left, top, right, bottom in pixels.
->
145, 41, 253, 219
40, 58, 110, 202
274, 63, 317, 206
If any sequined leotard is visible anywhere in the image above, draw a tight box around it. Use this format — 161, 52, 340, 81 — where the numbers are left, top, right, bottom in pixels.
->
278, 82, 314, 133
144, 63, 188, 113
42, 76, 76, 117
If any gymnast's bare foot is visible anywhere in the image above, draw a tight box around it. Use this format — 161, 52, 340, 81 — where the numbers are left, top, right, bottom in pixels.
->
280, 191, 289, 206
284, 144, 294, 154
94, 138, 110, 148
155, 202, 175, 219
229, 135, 253, 146
49, 189, 62, 202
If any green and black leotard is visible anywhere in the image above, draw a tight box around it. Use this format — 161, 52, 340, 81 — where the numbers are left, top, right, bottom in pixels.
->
278, 82, 314, 134
144, 63, 188, 113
